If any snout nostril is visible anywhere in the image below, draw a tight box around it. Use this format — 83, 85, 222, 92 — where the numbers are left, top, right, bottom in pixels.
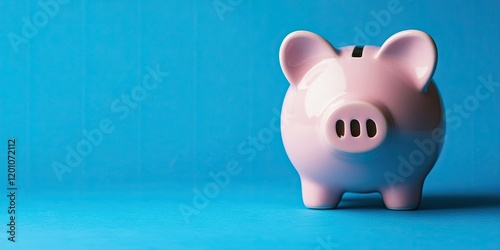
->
350, 120, 361, 137
326, 102, 387, 152
366, 119, 377, 138
335, 120, 345, 138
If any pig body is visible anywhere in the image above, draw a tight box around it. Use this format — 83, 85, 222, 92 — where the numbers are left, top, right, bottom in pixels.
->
279, 30, 444, 210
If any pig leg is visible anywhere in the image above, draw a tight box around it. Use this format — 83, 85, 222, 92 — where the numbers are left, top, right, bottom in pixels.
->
301, 179, 343, 209
380, 183, 423, 210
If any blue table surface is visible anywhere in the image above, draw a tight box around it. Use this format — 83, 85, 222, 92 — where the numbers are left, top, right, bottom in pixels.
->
6, 181, 500, 250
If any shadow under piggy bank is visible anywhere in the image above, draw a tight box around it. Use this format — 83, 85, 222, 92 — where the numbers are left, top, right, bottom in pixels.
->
420, 193, 500, 210
336, 193, 500, 210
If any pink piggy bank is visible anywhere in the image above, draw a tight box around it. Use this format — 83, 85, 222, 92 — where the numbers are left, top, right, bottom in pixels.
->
279, 30, 445, 210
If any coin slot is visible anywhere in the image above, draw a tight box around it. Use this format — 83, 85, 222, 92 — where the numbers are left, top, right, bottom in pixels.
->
352, 46, 364, 57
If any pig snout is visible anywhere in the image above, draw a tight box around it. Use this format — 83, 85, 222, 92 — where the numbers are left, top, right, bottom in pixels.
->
323, 101, 388, 153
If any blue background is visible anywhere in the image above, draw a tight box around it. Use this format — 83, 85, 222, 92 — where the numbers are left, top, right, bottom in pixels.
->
0, 0, 499, 249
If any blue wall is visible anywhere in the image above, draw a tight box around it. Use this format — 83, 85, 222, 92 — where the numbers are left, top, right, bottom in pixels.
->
1, 0, 499, 193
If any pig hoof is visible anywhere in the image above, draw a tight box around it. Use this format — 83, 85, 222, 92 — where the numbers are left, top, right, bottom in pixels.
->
381, 186, 422, 210
302, 181, 343, 209
304, 194, 343, 209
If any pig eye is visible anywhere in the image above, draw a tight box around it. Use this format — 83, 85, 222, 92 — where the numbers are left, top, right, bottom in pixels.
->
335, 120, 345, 138
350, 120, 361, 137
366, 119, 377, 138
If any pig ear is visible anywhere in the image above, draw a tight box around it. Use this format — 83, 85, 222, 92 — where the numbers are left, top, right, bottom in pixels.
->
279, 31, 339, 87
376, 30, 437, 93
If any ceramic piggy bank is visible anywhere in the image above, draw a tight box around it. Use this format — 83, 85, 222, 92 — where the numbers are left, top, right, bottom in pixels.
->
279, 30, 445, 210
